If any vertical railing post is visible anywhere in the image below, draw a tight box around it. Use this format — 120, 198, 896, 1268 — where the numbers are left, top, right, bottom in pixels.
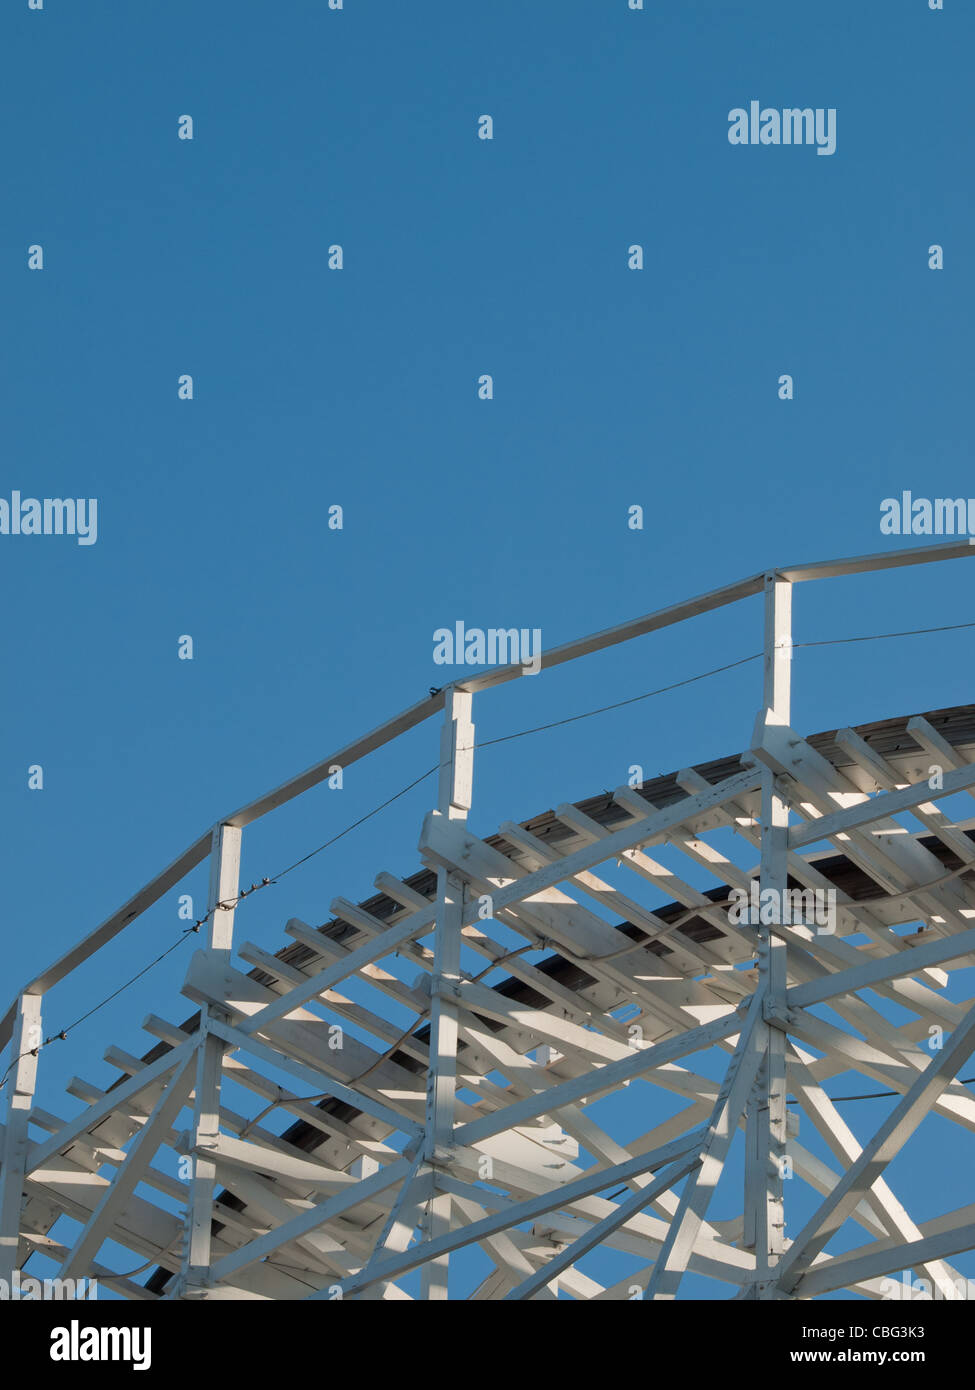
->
0, 992, 42, 1286
177, 821, 241, 1297
745, 573, 792, 1292
421, 688, 474, 1299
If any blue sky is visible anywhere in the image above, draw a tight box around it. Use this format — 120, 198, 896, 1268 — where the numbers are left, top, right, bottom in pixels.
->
3, 0, 973, 1299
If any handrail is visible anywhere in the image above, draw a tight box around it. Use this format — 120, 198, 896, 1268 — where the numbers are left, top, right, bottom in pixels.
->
3, 538, 972, 1052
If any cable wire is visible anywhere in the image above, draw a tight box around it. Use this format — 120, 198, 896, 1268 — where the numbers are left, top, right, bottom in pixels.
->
795, 618, 975, 650
475, 654, 763, 748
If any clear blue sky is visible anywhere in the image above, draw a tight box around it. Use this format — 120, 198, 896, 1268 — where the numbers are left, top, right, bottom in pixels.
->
3, 0, 973, 1298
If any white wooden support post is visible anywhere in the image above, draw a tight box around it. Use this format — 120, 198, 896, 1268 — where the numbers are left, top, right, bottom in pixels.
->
0, 993, 42, 1285
421, 689, 474, 1300
746, 574, 792, 1292
179, 822, 241, 1297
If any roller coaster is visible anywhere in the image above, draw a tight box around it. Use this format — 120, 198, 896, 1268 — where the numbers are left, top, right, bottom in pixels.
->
3, 539, 975, 1300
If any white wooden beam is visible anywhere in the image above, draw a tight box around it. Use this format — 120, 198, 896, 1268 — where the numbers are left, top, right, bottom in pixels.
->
177, 822, 241, 1297
209, 1155, 413, 1283
420, 689, 475, 1298
27, 1038, 192, 1174
60, 1059, 194, 1281
455, 1009, 742, 1148
788, 760, 975, 851
0, 993, 42, 1283
776, 995, 975, 1292
646, 993, 766, 1300
747, 577, 791, 1285
309, 1128, 710, 1299
505, 1156, 701, 1300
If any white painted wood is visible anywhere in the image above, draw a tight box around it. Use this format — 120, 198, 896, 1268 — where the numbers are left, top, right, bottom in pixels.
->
311, 1128, 711, 1299
778, 538, 975, 583
776, 995, 975, 1293
788, 757, 975, 850
178, 822, 241, 1296
8, 544, 975, 1299
646, 994, 766, 1299
505, 1156, 701, 1301
749, 577, 791, 1285
59, 1059, 194, 1281
0, 993, 42, 1283
420, 690, 475, 1298
27, 1039, 192, 1173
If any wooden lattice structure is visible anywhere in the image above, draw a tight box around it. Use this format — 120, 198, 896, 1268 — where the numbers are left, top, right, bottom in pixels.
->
3, 540, 975, 1300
